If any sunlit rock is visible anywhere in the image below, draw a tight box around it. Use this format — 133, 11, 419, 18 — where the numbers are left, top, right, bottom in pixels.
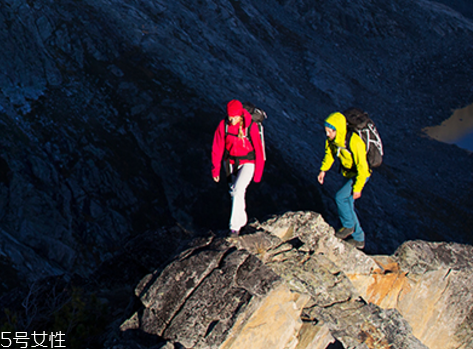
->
120, 211, 449, 349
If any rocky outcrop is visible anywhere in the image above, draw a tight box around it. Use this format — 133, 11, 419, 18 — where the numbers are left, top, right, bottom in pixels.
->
260, 212, 473, 349
350, 240, 473, 349
119, 236, 282, 348
117, 211, 473, 349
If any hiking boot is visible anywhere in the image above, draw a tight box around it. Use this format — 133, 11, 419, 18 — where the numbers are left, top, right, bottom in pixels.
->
335, 227, 354, 239
346, 237, 365, 250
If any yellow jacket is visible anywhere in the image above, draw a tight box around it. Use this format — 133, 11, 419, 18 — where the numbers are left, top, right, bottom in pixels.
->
320, 112, 371, 193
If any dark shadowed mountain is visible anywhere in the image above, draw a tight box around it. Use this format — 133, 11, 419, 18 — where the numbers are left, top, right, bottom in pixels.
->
435, 0, 473, 19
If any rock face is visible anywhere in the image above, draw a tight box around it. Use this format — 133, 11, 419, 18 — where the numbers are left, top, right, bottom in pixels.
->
351, 240, 473, 349
120, 236, 282, 348
118, 212, 473, 349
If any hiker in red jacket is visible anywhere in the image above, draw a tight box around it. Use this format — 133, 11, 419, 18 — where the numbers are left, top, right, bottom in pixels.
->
212, 99, 265, 235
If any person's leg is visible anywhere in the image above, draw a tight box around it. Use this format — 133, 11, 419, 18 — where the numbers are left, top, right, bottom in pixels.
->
335, 178, 356, 229
229, 163, 255, 232
351, 211, 364, 242
335, 178, 365, 242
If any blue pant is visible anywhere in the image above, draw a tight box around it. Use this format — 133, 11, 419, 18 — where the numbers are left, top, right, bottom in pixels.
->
335, 177, 368, 242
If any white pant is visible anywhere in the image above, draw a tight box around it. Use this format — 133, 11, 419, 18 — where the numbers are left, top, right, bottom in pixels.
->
228, 163, 255, 232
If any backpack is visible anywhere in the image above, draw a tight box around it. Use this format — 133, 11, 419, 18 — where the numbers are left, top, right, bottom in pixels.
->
242, 101, 267, 161
343, 107, 383, 168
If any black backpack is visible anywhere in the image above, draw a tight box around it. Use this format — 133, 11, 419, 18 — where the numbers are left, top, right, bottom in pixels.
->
343, 107, 383, 168
242, 101, 267, 161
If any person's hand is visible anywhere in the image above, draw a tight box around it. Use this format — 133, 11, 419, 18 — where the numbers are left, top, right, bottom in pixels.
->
353, 192, 361, 200
317, 171, 326, 185
213, 176, 220, 182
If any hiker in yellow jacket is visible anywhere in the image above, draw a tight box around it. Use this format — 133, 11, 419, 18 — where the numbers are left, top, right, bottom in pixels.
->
317, 111, 371, 249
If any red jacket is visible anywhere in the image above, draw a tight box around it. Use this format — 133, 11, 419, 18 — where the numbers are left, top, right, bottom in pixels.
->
211, 109, 265, 182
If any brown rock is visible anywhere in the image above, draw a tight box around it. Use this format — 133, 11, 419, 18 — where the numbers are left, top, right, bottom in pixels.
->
120, 211, 473, 349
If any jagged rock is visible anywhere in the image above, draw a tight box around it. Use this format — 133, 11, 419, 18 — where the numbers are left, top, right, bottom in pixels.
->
121, 237, 281, 348
120, 212, 439, 349
347, 240, 473, 349
256, 212, 473, 349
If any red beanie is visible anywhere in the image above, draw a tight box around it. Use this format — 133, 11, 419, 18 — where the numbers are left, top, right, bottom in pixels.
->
227, 100, 243, 116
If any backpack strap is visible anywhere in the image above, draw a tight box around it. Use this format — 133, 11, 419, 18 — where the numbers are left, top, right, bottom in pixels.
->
346, 128, 354, 152
246, 120, 267, 161
223, 120, 256, 169
341, 128, 358, 173
246, 120, 255, 149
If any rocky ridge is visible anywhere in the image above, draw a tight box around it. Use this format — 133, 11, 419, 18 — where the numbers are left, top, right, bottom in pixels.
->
116, 211, 473, 349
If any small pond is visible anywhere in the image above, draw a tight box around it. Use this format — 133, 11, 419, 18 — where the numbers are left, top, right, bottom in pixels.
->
423, 104, 473, 152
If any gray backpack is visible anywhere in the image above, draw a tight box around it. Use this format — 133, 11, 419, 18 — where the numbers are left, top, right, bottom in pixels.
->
343, 107, 383, 168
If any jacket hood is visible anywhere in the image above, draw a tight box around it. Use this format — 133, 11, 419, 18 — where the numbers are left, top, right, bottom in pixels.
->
226, 99, 252, 127
227, 100, 243, 117
325, 112, 347, 147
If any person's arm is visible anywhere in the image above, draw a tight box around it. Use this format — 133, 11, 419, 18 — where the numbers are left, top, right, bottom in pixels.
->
317, 171, 326, 184
351, 136, 371, 196
250, 122, 265, 183
320, 140, 335, 173
211, 121, 226, 181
